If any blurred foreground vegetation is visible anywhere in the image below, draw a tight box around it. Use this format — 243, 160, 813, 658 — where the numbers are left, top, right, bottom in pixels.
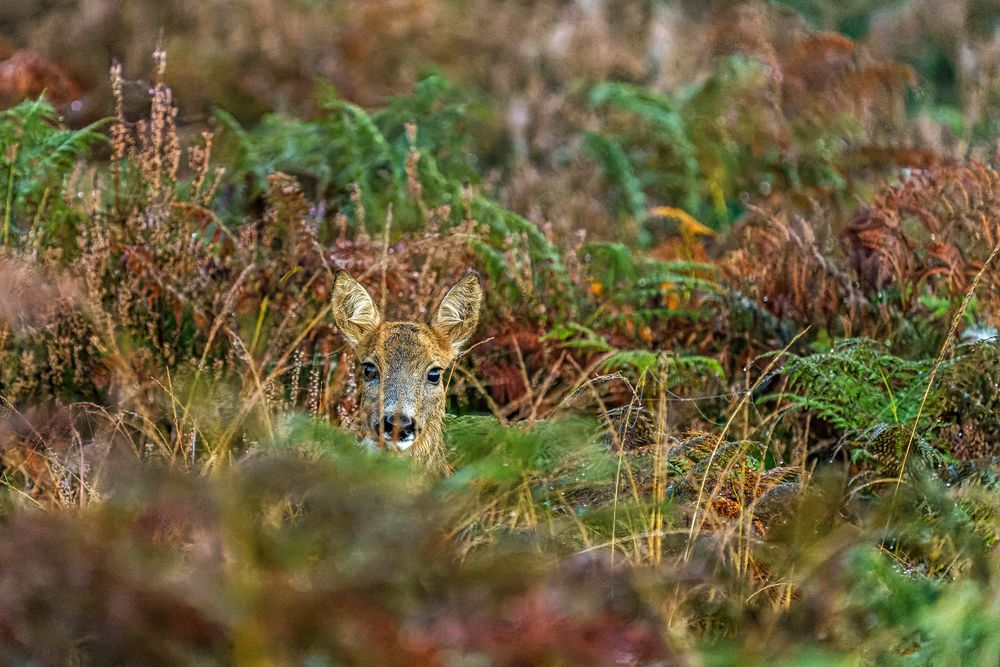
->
2, 1, 1000, 664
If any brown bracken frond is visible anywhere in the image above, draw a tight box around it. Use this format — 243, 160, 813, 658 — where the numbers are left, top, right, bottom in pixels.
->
0, 51, 81, 107
723, 208, 866, 332
845, 163, 1000, 322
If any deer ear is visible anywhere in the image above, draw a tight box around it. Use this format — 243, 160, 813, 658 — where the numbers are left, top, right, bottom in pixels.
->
430, 272, 483, 357
332, 270, 382, 349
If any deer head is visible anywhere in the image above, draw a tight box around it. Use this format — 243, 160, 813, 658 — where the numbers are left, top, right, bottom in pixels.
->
331, 270, 482, 468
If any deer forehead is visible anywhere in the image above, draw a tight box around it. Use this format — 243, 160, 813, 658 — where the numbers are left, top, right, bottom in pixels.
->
362, 322, 452, 371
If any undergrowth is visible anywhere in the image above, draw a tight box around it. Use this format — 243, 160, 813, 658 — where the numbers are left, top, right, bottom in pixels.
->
1, 3, 1000, 664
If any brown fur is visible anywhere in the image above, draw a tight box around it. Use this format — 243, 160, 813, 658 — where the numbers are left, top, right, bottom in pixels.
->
331, 271, 482, 472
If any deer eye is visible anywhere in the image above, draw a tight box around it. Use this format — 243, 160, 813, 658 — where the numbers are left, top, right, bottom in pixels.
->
362, 362, 378, 382
426, 367, 443, 385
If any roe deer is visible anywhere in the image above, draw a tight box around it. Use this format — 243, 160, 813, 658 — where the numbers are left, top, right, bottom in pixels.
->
331, 270, 482, 472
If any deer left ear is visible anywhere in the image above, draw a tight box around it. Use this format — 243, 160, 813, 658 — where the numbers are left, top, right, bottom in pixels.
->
331, 270, 382, 349
430, 271, 483, 357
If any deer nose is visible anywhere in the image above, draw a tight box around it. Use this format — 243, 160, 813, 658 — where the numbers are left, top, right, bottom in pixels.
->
382, 413, 416, 440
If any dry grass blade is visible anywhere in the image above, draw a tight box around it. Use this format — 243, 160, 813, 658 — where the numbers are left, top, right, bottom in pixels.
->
683, 328, 810, 562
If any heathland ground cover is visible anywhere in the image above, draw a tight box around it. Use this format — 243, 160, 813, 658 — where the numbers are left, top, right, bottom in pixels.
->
1, 2, 1000, 664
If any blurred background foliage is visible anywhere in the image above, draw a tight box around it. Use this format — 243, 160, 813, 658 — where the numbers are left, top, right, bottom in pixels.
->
1, 0, 1000, 664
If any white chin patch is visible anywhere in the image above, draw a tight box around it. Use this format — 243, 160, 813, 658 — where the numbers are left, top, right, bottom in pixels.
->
393, 436, 416, 451
361, 434, 416, 451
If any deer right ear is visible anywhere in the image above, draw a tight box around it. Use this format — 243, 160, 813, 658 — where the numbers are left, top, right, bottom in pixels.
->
332, 270, 382, 349
430, 271, 483, 357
